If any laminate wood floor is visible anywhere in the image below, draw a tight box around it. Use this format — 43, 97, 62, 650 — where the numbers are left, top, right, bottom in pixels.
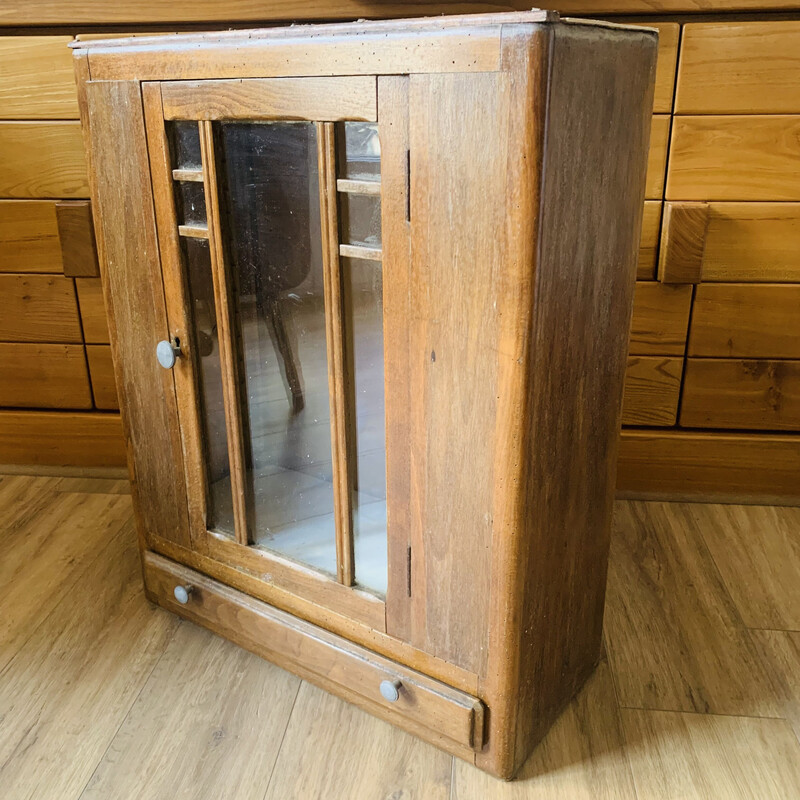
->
1, 472, 799, 799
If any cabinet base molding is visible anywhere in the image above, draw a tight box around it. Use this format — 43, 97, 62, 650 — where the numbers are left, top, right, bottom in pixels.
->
143, 550, 486, 763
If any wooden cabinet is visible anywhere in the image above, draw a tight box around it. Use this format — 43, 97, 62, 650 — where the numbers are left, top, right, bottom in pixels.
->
75, 14, 656, 779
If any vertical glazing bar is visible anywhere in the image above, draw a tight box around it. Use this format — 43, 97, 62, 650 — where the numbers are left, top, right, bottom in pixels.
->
199, 120, 250, 546
317, 121, 356, 586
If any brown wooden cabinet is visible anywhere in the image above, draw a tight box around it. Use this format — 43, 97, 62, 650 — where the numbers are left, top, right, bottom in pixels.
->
74, 14, 655, 779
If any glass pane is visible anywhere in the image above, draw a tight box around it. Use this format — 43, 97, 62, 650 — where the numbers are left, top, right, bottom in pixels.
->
174, 180, 207, 226
343, 257, 386, 595
339, 193, 381, 248
181, 237, 234, 534
337, 122, 380, 180
168, 121, 202, 170
216, 121, 337, 577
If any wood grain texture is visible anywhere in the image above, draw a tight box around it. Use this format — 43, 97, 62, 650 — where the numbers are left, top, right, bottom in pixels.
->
0, 343, 91, 409
629, 281, 692, 355
56, 200, 99, 277
752, 629, 800, 742
668, 116, 800, 202
74, 276, 110, 343
0, 273, 82, 342
0, 410, 125, 466
621, 709, 800, 800
658, 201, 708, 284
701, 202, 800, 282
689, 283, 800, 358
0, 200, 62, 273
616, 429, 800, 501
621, 355, 682, 427
645, 114, 669, 200
0, 35, 79, 118
649, 22, 679, 115
85, 343, 119, 410
605, 500, 781, 716
677, 22, 800, 114
637, 200, 661, 280
83, 79, 191, 547
161, 76, 376, 121
681, 358, 800, 431
0, 121, 88, 198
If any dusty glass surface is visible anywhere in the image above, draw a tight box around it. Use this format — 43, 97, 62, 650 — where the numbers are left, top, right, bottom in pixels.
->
337, 122, 380, 181
168, 121, 202, 170
174, 180, 207, 227
338, 193, 381, 248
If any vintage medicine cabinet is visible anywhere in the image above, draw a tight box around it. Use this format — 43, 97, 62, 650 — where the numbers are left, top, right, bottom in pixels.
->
73, 12, 656, 779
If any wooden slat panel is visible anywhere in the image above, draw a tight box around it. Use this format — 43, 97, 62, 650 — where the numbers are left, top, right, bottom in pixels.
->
0, 200, 62, 273
645, 115, 669, 200
642, 22, 679, 114
0, 122, 88, 198
621, 355, 682, 427
617, 429, 800, 501
701, 203, 800, 282
637, 201, 661, 280
677, 23, 800, 114
689, 284, 800, 358
0, 343, 91, 409
658, 201, 709, 284
56, 200, 99, 277
681, 358, 800, 431
161, 76, 376, 121
75, 277, 110, 344
0, 274, 81, 342
629, 281, 692, 355
0, 410, 125, 467
86, 344, 119, 410
0, 36, 79, 119
668, 116, 800, 202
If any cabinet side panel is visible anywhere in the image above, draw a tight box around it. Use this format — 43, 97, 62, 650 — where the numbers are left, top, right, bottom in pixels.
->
407, 71, 509, 675
516, 24, 657, 771
83, 79, 191, 548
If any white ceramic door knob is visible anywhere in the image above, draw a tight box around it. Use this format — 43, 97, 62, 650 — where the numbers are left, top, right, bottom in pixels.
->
379, 679, 402, 702
173, 584, 193, 604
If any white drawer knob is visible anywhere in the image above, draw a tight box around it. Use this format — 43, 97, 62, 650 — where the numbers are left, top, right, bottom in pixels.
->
173, 584, 193, 604
380, 679, 402, 702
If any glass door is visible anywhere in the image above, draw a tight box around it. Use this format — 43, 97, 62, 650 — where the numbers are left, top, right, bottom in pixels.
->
143, 78, 388, 625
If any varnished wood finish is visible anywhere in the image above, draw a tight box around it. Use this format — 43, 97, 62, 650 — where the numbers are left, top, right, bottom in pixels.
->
649, 22, 679, 115
658, 201, 708, 284
629, 281, 693, 356
338, 243, 382, 261
161, 76, 377, 121
74, 277, 110, 343
677, 22, 800, 115
689, 283, 800, 359
637, 200, 661, 280
176, 222, 208, 239
85, 344, 119, 410
681, 358, 800, 431
0, 273, 82, 342
622, 356, 683, 427
0, 200, 62, 273
337, 178, 381, 196
645, 115, 669, 200
56, 200, 99, 278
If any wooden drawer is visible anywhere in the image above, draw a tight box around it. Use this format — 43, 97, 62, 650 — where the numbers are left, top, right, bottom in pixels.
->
689, 284, 800, 359
667, 116, 800, 201
86, 344, 119, 410
637, 201, 661, 279
56, 200, 100, 277
0, 200, 62, 273
681, 358, 800, 431
0, 36, 79, 119
0, 274, 82, 342
629, 282, 693, 356
75, 278, 111, 343
0, 343, 91, 409
646, 115, 669, 200
677, 23, 800, 114
0, 122, 88, 198
143, 551, 485, 757
622, 355, 682, 427
628, 22, 678, 114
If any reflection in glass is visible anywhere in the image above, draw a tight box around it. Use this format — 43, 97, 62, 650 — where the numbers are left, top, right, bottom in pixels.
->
181, 237, 234, 534
337, 122, 380, 180
216, 121, 338, 577
168, 121, 202, 170
338, 193, 381, 248
174, 180, 207, 226
343, 257, 387, 595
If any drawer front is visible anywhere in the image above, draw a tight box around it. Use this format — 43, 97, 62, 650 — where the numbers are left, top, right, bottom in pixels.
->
668, 116, 800, 201
0, 274, 82, 342
0, 343, 92, 409
0, 200, 62, 273
86, 344, 119, 410
681, 358, 800, 431
75, 278, 111, 344
629, 282, 693, 356
677, 22, 800, 114
0, 121, 88, 198
651, 23, 679, 114
622, 356, 683, 427
143, 551, 485, 756
689, 284, 800, 358
56, 200, 100, 277
638, 201, 662, 280
646, 115, 670, 200
0, 36, 80, 119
